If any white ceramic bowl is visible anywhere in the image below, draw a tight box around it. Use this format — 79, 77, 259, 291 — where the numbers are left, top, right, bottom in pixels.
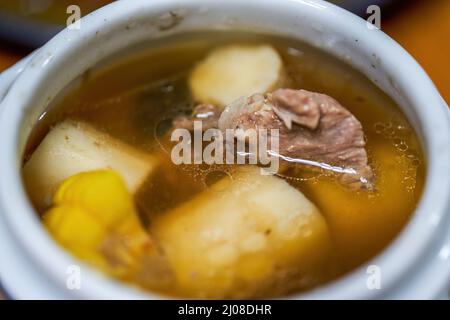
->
0, 0, 449, 299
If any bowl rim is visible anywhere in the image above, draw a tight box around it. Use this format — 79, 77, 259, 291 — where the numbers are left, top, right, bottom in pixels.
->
0, 0, 449, 299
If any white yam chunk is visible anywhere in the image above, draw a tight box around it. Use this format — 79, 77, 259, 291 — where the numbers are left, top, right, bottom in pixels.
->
23, 120, 157, 210
189, 44, 283, 107
151, 167, 330, 298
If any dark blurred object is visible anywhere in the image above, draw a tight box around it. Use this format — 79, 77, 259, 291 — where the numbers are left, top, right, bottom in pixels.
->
0, 0, 404, 49
0, 0, 114, 48
330, 0, 400, 17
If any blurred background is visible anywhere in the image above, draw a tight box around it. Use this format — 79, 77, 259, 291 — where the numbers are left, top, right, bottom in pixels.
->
0, 0, 449, 103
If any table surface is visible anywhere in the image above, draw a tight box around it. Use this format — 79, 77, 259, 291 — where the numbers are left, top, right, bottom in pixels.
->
1, 1, 449, 103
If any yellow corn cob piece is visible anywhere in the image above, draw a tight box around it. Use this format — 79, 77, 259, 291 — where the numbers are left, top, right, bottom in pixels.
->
44, 170, 152, 278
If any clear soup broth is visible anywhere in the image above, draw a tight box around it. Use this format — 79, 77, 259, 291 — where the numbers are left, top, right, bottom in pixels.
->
23, 31, 425, 299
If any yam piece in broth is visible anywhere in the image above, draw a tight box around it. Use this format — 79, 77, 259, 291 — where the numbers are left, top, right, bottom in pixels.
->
23, 32, 425, 298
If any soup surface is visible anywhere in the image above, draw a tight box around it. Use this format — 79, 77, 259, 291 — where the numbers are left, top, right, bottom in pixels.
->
23, 31, 425, 298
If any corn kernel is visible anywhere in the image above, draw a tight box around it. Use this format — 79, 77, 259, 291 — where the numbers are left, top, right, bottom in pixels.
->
44, 170, 152, 278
